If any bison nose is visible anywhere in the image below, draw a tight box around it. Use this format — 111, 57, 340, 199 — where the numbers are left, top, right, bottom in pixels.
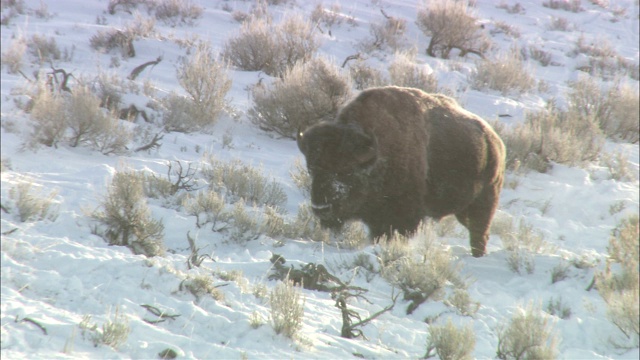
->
311, 202, 332, 217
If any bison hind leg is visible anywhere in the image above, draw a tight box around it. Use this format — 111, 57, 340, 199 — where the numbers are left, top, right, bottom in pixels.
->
454, 187, 501, 258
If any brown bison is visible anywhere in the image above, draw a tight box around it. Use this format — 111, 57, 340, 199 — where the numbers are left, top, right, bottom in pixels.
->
296, 86, 506, 257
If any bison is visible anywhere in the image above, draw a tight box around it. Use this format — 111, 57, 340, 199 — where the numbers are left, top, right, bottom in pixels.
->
296, 86, 506, 257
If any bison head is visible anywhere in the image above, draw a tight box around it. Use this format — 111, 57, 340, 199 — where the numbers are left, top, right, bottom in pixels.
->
297, 122, 379, 230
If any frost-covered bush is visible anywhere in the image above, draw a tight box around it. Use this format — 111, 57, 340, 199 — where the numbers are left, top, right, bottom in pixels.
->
92, 171, 165, 257
201, 154, 287, 208
1, 35, 26, 73
163, 42, 231, 133
27, 34, 61, 63
153, 0, 202, 26
81, 307, 130, 350
496, 303, 560, 360
28, 81, 67, 148
416, 0, 490, 59
66, 86, 130, 154
89, 14, 156, 58
379, 222, 466, 314
491, 101, 604, 172
270, 279, 305, 339
249, 56, 352, 139
360, 10, 407, 51
183, 190, 228, 230
8, 180, 59, 222
349, 59, 385, 90
223, 14, 319, 77
543, 0, 583, 12
425, 319, 476, 360
567, 76, 639, 143
471, 48, 535, 95
596, 214, 639, 349
500, 220, 552, 274
388, 50, 438, 93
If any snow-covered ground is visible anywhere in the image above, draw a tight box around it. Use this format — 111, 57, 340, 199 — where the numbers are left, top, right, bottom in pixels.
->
1, 0, 638, 358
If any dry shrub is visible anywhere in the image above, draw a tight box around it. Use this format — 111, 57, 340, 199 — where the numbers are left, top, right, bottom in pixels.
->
163, 41, 231, 133
526, 46, 553, 66
471, 47, 535, 95
379, 222, 466, 314
499, 219, 553, 274
310, 3, 343, 29
28, 81, 67, 148
201, 154, 287, 208
270, 278, 305, 339
89, 14, 155, 58
27, 34, 61, 63
491, 101, 604, 172
182, 274, 225, 301
349, 59, 385, 90
92, 170, 165, 257
545, 296, 572, 320
183, 190, 228, 230
425, 319, 476, 360
416, 0, 490, 59
361, 10, 407, 51
496, 302, 560, 359
445, 288, 480, 317
573, 36, 638, 80
223, 14, 319, 77
288, 203, 331, 242
290, 158, 311, 197
548, 16, 572, 31
491, 21, 521, 38
496, 2, 525, 14
228, 201, 264, 242
1, 35, 26, 73
8, 180, 59, 222
567, 76, 639, 143
596, 214, 639, 349
388, 50, 439, 92
1, 0, 26, 25
543, 0, 583, 12
26, 82, 131, 154
107, 0, 150, 15
249, 56, 352, 138
65, 86, 131, 154
81, 307, 130, 350
154, 0, 203, 26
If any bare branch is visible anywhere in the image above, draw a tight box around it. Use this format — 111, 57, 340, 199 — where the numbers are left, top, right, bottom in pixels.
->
134, 133, 163, 152
128, 55, 163, 80
165, 160, 199, 193
341, 53, 361, 68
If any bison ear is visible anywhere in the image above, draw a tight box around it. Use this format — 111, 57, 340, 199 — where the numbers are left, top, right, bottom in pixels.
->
350, 128, 378, 166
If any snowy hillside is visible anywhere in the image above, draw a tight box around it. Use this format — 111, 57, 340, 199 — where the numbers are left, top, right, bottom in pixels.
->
1, 0, 638, 359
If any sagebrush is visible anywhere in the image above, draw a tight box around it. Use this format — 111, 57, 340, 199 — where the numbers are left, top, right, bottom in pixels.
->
163, 41, 231, 133
596, 214, 639, 349
425, 319, 476, 360
496, 302, 560, 360
8, 180, 59, 222
270, 279, 305, 339
92, 170, 165, 257
249, 56, 352, 139
416, 0, 490, 59
223, 13, 319, 77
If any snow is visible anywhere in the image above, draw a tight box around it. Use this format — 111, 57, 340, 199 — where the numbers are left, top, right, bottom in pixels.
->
1, 0, 638, 359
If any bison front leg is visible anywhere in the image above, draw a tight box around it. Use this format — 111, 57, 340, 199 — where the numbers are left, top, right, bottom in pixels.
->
455, 186, 501, 257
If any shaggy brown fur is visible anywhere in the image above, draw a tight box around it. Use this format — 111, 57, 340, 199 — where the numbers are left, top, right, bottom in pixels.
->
297, 86, 505, 257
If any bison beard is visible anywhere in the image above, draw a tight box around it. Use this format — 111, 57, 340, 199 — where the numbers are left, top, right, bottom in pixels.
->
297, 86, 506, 257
